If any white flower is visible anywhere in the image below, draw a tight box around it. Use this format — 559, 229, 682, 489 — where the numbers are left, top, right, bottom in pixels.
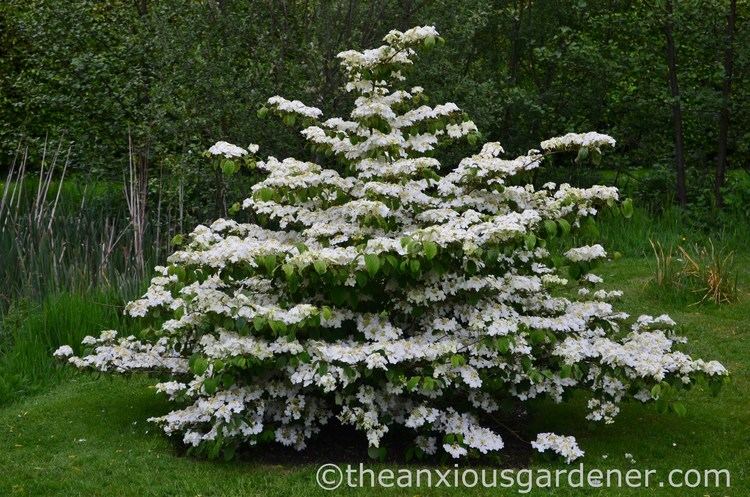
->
443, 443, 468, 458
267, 96, 322, 118
531, 433, 584, 463
53, 345, 74, 358
415, 435, 437, 455
208, 141, 248, 158
540, 132, 616, 152
480, 142, 505, 157
565, 244, 607, 262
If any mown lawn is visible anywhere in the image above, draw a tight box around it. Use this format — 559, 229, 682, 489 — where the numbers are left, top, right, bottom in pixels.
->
0, 258, 747, 496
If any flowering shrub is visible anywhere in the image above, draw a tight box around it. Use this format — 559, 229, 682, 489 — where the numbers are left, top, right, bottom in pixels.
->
55, 26, 728, 463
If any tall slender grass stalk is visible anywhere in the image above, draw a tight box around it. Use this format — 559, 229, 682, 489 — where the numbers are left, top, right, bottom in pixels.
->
125, 132, 149, 275
0, 139, 159, 307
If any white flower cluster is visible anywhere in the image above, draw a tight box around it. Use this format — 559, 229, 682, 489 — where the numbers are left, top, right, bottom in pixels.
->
57, 26, 727, 464
267, 96, 323, 119
540, 132, 616, 152
531, 432, 585, 463
56, 330, 187, 373
564, 244, 607, 262
208, 141, 250, 158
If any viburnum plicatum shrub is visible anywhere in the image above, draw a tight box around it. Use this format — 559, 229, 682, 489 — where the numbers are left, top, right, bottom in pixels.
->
55, 26, 728, 463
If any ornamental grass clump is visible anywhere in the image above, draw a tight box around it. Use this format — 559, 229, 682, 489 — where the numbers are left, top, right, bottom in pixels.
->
56, 26, 728, 463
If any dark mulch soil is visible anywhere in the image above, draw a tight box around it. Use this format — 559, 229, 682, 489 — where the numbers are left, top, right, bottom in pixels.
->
230, 404, 533, 468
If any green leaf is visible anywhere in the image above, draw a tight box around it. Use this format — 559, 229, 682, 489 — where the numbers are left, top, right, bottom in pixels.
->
622, 198, 634, 219
364, 254, 381, 277
557, 218, 571, 235
494, 337, 511, 353
544, 220, 558, 238
529, 329, 547, 344
524, 233, 537, 250
529, 369, 543, 384
406, 376, 421, 390
409, 259, 421, 274
560, 364, 573, 378
575, 146, 589, 163
167, 264, 185, 280
282, 263, 295, 279
423, 240, 438, 260
672, 401, 687, 417
269, 320, 287, 335
203, 376, 220, 394
256, 106, 268, 118
297, 350, 311, 363
235, 317, 247, 333
191, 356, 209, 375
253, 316, 266, 331
257, 188, 275, 202
367, 446, 386, 461
313, 260, 328, 275
259, 254, 277, 274
590, 147, 602, 165
221, 159, 238, 176
207, 438, 222, 459
221, 373, 235, 388
651, 384, 662, 399
321, 306, 333, 321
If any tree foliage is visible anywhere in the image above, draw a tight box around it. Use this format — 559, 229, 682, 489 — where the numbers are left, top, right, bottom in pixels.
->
1, 0, 747, 220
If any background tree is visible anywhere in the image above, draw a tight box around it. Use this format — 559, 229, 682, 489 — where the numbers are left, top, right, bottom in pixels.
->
715, 0, 738, 207
0, 0, 747, 224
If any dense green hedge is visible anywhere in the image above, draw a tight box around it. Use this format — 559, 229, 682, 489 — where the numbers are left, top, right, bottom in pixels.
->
1, 0, 748, 224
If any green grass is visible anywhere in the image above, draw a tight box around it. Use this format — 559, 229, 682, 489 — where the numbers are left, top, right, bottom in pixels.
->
598, 206, 750, 258
0, 257, 747, 496
0, 289, 144, 404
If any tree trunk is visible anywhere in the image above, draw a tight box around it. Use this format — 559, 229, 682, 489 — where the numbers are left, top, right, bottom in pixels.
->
500, 0, 528, 143
663, 0, 688, 207
714, 0, 737, 208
